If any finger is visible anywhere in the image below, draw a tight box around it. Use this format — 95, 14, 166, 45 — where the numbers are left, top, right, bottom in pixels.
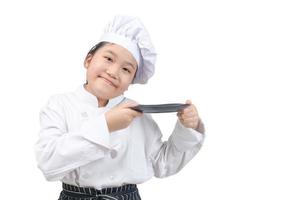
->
183, 104, 198, 116
182, 107, 195, 114
180, 108, 197, 118
181, 116, 196, 123
181, 111, 192, 119
177, 111, 182, 117
177, 112, 184, 119
178, 100, 192, 113
181, 113, 199, 121
120, 101, 139, 108
182, 119, 199, 128
183, 103, 195, 111
184, 111, 199, 119
190, 104, 199, 116
179, 116, 196, 125
129, 109, 143, 117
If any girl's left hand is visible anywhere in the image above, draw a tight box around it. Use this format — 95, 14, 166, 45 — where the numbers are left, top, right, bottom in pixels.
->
177, 100, 200, 130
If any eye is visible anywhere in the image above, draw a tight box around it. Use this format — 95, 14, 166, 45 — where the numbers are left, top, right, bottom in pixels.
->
122, 67, 131, 73
104, 56, 113, 62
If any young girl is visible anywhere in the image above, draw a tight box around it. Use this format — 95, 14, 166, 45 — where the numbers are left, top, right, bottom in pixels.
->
35, 15, 205, 200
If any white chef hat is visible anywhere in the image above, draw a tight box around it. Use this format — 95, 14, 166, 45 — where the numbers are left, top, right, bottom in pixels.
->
99, 15, 157, 84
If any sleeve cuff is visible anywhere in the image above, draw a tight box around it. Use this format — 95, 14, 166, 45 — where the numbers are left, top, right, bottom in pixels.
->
170, 120, 205, 152
80, 113, 111, 150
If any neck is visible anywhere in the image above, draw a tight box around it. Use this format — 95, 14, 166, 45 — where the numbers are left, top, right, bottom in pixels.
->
97, 98, 108, 107
84, 83, 108, 107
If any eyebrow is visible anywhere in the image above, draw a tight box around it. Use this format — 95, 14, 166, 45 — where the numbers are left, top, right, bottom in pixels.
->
105, 50, 136, 69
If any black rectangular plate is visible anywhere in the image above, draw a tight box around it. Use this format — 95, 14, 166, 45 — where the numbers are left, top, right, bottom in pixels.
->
132, 103, 190, 113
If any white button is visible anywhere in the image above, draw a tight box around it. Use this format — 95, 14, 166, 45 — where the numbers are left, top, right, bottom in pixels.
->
110, 149, 117, 159
81, 112, 88, 117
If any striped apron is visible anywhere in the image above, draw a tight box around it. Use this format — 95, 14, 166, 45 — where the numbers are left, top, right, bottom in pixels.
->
58, 183, 141, 200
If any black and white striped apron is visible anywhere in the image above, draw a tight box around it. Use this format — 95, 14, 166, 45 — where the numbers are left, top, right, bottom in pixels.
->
58, 183, 141, 200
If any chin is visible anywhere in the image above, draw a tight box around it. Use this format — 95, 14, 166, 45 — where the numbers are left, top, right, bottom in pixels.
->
95, 87, 120, 99
89, 81, 124, 97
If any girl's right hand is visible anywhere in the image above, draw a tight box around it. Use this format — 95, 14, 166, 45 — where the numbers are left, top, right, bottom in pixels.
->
105, 101, 142, 132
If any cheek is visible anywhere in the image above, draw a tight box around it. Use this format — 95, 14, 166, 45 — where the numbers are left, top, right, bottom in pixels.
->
117, 83, 130, 92
87, 64, 103, 78
119, 76, 133, 89
120, 72, 134, 82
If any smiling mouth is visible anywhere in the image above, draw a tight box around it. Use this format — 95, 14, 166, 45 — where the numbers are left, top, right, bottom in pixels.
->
99, 76, 117, 88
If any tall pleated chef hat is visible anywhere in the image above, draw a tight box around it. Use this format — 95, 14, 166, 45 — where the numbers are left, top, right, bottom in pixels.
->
99, 15, 157, 84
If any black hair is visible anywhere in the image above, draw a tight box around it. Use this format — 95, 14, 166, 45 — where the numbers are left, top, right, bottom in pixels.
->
86, 42, 109, 57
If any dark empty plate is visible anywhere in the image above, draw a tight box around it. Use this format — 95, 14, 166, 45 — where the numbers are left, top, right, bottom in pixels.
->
131, 103, 190, 113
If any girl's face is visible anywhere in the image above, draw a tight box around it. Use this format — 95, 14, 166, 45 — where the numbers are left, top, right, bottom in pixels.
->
84, 43, 137, 106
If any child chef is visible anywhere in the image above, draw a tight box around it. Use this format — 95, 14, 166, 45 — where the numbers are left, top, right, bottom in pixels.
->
35, 15, 205, 200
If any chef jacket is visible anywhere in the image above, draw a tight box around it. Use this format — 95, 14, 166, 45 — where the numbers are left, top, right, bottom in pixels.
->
35, 85, 205, 189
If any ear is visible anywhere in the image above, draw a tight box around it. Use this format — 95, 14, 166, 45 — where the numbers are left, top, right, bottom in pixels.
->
84, 54, 93, 69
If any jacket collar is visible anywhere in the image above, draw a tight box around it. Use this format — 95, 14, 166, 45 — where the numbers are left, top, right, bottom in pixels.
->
75, 84, 125, 108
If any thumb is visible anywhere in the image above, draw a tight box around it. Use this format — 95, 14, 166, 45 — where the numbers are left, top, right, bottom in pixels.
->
119, 100, 139, 108
185, 99, 192, 105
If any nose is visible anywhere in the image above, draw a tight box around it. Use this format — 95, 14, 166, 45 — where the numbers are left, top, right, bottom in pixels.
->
106, 65, 119, 79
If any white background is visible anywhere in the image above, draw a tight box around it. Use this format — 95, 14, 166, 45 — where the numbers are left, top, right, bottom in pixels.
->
0, 0, 288, 199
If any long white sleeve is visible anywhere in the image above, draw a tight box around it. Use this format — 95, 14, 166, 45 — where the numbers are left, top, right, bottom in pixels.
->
35, 86, 205, 188
149, 119, 205, 178
35, 95, 112, 181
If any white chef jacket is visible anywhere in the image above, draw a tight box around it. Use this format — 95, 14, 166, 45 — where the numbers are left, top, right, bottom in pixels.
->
35, 85, 205, 189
